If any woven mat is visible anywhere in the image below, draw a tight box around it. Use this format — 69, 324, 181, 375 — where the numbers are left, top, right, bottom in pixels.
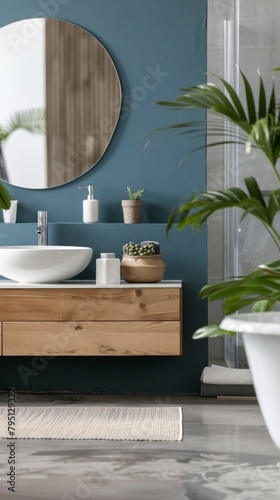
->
0, 406, 183, 441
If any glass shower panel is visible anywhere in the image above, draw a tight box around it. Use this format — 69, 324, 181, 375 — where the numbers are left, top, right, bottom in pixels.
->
208, 0, 280, 367
232, 3, 280, 366
207, 1, 237, 365
238, 0, 280, 272
227, 1, 280, 366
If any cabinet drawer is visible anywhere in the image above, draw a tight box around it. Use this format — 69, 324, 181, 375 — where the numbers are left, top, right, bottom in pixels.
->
3, 321, 182, 356
0, 288, 181, 321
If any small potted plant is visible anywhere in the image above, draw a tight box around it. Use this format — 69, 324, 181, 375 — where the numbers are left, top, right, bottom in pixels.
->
121, 241, 166, 282
121, 186, 144, 223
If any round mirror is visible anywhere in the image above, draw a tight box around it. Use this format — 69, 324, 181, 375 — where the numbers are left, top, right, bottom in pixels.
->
0, 18, 121, 189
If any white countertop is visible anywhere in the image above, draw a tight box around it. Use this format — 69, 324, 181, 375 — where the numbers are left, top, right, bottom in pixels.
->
0, 280, 182, 289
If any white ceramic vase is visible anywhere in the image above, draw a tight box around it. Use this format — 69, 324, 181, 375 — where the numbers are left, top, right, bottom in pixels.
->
221, 312, 280, 450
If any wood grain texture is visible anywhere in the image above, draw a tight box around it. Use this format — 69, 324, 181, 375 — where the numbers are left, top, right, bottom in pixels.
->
3, 321, 182, 356
45, 19, 120, 185
0, 288, 181, 322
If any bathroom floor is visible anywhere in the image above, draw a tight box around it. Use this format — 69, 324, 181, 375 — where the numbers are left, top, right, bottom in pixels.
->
0, 393, 279, 499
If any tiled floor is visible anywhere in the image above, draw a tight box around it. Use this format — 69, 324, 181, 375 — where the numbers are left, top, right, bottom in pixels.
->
0, 393, 279, 499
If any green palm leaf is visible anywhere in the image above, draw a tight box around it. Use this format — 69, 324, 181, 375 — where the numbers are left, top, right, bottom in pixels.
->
192, 325, 235, 339
239, 70, 256, 123
5, 108, 46, 137
209, 75, 247, 121
268, 82, 276, 117
199, 262, 280, 315
158, 70, 280, 168
268, 190, 280, 221
0, 183, 10, 210
258, 260, 280, 274
244, 177, 266, 206
167, 176, 280, 248
258, 74, 266, 119
252, 299, 277, 312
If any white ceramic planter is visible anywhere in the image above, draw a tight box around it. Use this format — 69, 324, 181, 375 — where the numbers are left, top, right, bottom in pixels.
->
221, 312, 280, 450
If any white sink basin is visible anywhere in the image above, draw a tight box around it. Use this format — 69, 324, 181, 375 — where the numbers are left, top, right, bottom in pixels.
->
0, 246, 93, 283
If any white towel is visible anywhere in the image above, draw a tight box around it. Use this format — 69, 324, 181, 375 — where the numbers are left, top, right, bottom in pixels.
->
201, 365, 253, 385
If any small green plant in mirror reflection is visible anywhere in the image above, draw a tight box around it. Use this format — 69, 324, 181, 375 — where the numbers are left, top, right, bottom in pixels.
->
0, 108, 46, 142
127, 186, 144, 200
0, 108, 45, 205
0, 108, 46, 187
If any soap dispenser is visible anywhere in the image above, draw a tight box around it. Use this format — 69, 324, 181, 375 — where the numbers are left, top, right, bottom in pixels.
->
79, 185, 99, 223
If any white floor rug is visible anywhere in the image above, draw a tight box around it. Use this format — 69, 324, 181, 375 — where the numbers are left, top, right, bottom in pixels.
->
0, 406, 183, 441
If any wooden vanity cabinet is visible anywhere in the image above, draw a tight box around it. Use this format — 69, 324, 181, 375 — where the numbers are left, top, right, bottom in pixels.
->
0, 283, 182, 356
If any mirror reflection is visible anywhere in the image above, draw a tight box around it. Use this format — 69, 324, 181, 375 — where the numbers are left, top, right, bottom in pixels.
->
0, 18, 121, 189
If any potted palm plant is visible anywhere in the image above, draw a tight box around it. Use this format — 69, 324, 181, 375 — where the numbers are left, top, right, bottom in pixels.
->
158, 67, 280, 450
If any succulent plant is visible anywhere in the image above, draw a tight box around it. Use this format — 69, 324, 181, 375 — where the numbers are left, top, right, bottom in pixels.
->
123, 241, 159, 256
126, 186, 144, 200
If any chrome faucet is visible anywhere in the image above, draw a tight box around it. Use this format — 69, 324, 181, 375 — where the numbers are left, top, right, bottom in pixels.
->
36, 211, 48, 245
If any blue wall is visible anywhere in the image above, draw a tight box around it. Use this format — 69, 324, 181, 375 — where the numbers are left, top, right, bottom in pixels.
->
0, 0, 208, 393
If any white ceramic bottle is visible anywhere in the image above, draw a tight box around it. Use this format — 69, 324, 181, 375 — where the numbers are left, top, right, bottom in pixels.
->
96, 253, 120, 284
79, 186, 99, 223
2, 200, 18, 223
